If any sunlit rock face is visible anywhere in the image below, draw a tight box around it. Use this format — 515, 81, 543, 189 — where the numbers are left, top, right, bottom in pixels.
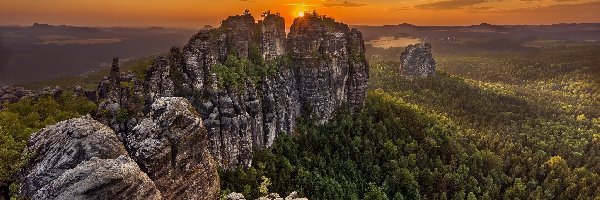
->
260, 13, 286, 60
130, 12, 369, 169
399, 43, 436, 79
288, 14, 369, 124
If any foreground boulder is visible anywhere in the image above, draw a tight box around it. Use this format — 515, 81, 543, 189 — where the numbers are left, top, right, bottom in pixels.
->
399, 43, 436, 79
20, 116, 160, 199
127, 97, 219, 200
33, 156, 162, 200
20, 116, 128, 197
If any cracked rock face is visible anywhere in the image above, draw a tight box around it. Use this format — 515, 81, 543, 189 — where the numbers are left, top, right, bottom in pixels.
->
288, 15, 369, 124
399, 43, 436, 79
32, 156, 162, 200
20, 116, 128, 197
127, 97, 220, 200
19, 116, 161, 200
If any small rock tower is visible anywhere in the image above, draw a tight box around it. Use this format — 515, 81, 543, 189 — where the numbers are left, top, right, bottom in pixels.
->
399, 43, 436, 79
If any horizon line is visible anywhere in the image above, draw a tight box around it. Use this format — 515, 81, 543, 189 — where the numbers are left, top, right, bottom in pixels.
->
2, 21, 600, 30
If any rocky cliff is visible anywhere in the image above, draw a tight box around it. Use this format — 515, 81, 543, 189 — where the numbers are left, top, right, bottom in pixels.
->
0, 86, 37, 109
80, 12, 368, 170
132, 12, 369, 169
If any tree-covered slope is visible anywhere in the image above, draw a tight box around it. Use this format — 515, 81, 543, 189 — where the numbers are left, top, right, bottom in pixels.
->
221, 45, 600, 199
222, 90, 509, 199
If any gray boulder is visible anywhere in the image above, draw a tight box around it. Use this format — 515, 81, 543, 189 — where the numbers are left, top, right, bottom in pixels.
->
227, 192, 246, 200
399, 43, 436, 79
32, 156, 162, 200
20, 115, 136, 198
228, 191, 307, 200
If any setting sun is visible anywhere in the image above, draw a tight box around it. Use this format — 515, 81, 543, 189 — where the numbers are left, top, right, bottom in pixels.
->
298, 11, 305, 17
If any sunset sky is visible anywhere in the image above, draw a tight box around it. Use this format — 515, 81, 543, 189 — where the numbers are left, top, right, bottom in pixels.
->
1, 0, 599, 28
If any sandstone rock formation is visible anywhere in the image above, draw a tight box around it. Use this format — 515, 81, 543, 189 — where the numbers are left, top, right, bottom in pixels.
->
288, 12, 369, 124
5, 11, 368, 173
73, 85, 98, 102
32, 156, 162, 200
139, 11, 369, 169
399, 43, 436, 79
96, 57, 146, 139
127, 97, 219, 200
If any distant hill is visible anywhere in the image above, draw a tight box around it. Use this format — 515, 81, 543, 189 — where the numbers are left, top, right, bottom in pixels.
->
353, 23, 600, 58
4, 23, 600, 87
0, 24, 197, 86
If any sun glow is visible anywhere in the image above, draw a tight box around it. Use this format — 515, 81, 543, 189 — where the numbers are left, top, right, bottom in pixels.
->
298, 11, 305, 17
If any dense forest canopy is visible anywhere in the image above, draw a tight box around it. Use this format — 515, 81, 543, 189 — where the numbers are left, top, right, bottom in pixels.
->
221, 45, 600, 199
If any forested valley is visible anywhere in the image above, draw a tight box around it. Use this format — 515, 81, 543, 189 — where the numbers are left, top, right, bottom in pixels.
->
220, 45, 600, 199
